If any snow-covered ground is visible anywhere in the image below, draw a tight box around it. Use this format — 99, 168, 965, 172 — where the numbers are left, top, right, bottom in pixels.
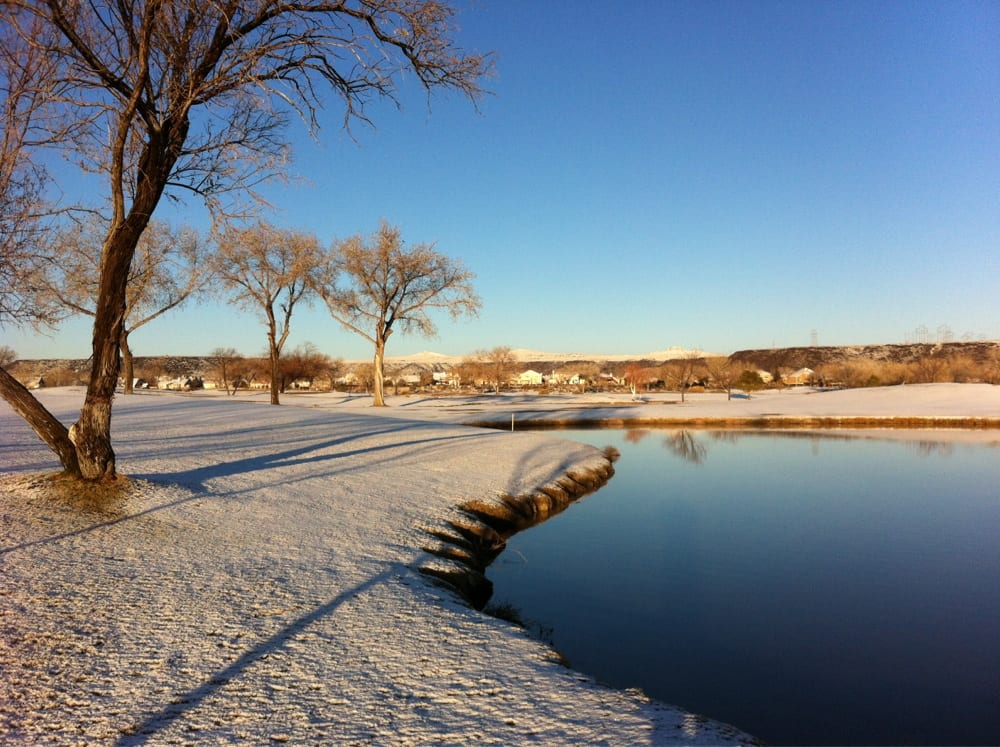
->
3, 384, 997, 745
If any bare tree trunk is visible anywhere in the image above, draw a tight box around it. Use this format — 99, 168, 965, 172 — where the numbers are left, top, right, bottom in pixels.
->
0, 367, 81, 476
268, 343, 280, 405
72, 225, 138, 479
372, 338, 387, 407
121, 331, 135, 394
72, 133, 175, 480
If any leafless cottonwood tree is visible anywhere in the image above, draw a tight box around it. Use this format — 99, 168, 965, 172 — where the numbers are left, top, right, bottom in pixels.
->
279, 342, 329, 392
0, 16, 57, 327
214, 221, 322, 405
0, 345, 17, 368
208, 346, 243, 394
479, 345, 517, 393
665, 351, 702, 403
0, 18, 85, 474
0, 0, 490, 481
704, 356, 738, 400
42, 219, 211, 393
314, 221, 480, 406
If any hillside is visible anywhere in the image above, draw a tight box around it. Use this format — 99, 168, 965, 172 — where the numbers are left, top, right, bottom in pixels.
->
729, 341, 1000, 372
6, 341, 999, 386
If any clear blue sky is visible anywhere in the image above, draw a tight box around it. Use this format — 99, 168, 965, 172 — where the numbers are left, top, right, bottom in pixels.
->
6, 0, 999, 361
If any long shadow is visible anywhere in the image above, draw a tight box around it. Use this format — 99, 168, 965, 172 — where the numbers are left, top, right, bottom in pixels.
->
114, 564, 399, 745
133, 428, 486, 492
3, 419, 491, 555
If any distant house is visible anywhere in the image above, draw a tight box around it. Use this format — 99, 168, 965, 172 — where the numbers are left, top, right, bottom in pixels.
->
433, 370, 460, 387
159, 376, 187, 390
517, 369, 544, 387
335, 372, 361, 388
782, 368, 814, 386
388, 363, 424, 387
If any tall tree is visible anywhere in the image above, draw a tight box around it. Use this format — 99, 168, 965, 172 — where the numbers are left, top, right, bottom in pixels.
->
0, 17, 83, 475
0, 14, 58, 328
0, 0, 490, 481
477, 345, 517, 393
214, 221, 322, 405
42, 219, 210, 393
314, 221, 480, 406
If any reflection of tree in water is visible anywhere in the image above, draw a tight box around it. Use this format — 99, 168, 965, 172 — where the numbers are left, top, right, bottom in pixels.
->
913, 440, 955, 458
663, 430, 707, 464
708, 431, 740, 444
624, 429, 651, 444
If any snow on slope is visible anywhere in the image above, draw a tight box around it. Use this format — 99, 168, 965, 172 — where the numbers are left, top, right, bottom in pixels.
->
378, 346, 716, 366
1, 389, 757, 745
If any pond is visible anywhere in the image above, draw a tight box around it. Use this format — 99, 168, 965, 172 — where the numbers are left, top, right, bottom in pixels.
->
487, 429, 1000, 745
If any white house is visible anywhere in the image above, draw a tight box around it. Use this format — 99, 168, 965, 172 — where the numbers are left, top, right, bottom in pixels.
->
433, 370, 460, 387
516, 369, 544, 387
782, 368, 815, 386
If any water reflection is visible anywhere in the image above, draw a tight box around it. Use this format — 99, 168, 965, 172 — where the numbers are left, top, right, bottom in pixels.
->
489, 429, 1000, 746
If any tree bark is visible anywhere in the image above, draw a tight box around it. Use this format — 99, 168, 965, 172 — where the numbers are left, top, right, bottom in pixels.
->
0, 367, 81, 476
268, 329, 281, 405
72, 133, 179, 479
121, 332, 134, 394
372, 338, 386, 407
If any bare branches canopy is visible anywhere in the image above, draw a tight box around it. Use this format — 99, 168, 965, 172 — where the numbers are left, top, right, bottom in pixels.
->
214, 221, 323, 405
314, 220, 480, 406
0, 0, 491, 480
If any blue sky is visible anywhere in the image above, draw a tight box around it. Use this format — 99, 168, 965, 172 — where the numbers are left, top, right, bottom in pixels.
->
6, 0, 999, 361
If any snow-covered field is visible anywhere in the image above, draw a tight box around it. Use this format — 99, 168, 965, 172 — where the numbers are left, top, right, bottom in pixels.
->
3, 383, 997, 745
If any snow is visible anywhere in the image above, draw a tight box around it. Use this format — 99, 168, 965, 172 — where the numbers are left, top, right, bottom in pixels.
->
3, 383, 997, 744
377, 347, 714, 366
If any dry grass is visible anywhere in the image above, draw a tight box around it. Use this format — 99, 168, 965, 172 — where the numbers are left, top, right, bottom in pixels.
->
13, 472, 137, 514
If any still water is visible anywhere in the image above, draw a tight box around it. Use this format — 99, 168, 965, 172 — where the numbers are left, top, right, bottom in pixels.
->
488, 430, 1000, 745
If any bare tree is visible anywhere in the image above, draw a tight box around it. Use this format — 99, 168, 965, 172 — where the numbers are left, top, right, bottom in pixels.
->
208, 346, 243, 393
476, 345, 517, 393
0, 345, 17, 368
322, 356, 346, 391
314, 221, 480, 406
665, 352, 702, 403
0, 18, 84, 474
279, 342, 328, 392
42, 219, 211, 393
704, 356, 738, 400
0, 15, 60, 328
214, 222, 322, 405
623, 362, 644, 399
0, 0, 490, 481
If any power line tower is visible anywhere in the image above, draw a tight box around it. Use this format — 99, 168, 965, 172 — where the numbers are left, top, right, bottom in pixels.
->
810, 329, 818, 347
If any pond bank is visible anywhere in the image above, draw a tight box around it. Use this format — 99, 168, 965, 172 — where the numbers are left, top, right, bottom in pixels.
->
2, 389, 757, 745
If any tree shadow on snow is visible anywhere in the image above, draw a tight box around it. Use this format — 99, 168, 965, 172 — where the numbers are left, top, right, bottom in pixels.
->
113, 563, 401, 745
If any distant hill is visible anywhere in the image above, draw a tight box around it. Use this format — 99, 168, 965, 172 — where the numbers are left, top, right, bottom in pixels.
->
730, 341, 1000, 372
7, 341, 998, 386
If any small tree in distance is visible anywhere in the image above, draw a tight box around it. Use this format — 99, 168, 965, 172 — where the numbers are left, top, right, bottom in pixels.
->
214, 222, 323, 405
475, 346, 517, 393
313, 221, 480, 407
209, 347, 243, 394
705, 356, 738, 400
